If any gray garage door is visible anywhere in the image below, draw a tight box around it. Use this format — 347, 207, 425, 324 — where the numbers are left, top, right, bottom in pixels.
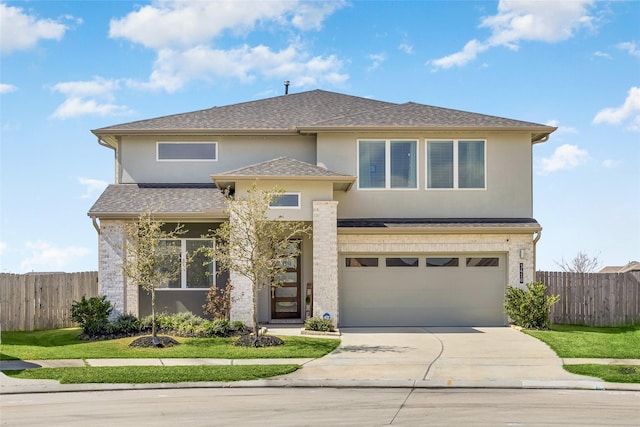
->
339, 254, 507, 327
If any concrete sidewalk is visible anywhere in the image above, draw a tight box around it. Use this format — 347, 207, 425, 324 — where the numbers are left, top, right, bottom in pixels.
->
2, 327, 639, 394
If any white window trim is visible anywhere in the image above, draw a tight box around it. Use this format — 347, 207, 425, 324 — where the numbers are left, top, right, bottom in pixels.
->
425, 139, 487, 190
357, 139, 419, 190
156, 141, 218, 162
269, 192, 301, 209
157, 238, 215, 290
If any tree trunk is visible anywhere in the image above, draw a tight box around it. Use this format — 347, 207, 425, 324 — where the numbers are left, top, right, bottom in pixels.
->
252, 285, 259, 344
151, 288, 157, 339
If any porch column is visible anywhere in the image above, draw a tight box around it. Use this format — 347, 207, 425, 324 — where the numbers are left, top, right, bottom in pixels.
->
99, 220, 137, 320
312, 201, 339, 326
228, 202, 255, 326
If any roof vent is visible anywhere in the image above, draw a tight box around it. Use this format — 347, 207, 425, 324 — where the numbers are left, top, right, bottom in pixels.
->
284, 80, 290, 95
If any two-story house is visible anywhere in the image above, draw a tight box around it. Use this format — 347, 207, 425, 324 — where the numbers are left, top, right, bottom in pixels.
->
88, 89, 555, 327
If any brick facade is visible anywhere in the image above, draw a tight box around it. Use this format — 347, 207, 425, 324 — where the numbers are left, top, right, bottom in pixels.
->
312, 201, 339, 326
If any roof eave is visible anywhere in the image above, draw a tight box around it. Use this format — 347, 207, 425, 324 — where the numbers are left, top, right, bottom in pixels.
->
88, 211, 228, 221
91, 128, 300, 137
338, 225, 542, 234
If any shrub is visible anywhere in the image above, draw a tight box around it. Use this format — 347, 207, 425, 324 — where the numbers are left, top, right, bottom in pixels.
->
200, 318, 233, 337
231, 320, 248, 334
504, 282, 559, 330
110, 314, 141, 334
70, 295, 113, 336
203, 280, 233, 320
304, 317, 335, 332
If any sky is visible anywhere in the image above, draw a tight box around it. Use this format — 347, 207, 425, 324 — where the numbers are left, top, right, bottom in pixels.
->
0, 0, 638, 274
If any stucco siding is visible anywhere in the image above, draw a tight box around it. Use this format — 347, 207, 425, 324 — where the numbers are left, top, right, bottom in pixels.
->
317, 132, 533, 218
119, 135, 317, 184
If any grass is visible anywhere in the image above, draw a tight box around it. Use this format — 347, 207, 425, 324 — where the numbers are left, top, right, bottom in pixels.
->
523, 324, 640, 359
2, 364, 299, 384
0, 328, 340, 361
564, 364, 640, 384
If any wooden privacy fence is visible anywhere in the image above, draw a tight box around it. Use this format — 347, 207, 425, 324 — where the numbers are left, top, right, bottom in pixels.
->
0, 272, 98, 331
537, 271, 640, 327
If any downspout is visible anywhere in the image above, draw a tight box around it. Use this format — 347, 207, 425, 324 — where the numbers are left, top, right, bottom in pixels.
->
92, 217, 100, 235
533, 229, 542, 273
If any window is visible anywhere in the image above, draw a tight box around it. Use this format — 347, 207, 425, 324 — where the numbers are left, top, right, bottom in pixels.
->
358, 140, 417, 189
269, 193, 300, 209
426, 257, 459, 267
466, 257, 499, 267
345, 257, 379, 267
426, 140, 485, 189
157, 142, 217, 161
158, 239, 214, 289
385, 257, 419, 267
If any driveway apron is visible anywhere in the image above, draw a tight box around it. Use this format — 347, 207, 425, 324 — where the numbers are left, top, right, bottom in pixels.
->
283, 327, 598, 384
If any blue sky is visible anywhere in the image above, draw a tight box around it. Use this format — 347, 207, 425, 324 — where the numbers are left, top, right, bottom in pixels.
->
1, 0, 638, 273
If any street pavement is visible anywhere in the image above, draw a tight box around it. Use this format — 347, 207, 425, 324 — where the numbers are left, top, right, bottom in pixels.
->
1, 326, 639, 394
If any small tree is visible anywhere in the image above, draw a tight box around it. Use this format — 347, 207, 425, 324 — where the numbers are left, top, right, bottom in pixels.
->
555, 251, 600, 273
203, 279, 233, 320
205, 184, 311, 341
122, 209, 186, 343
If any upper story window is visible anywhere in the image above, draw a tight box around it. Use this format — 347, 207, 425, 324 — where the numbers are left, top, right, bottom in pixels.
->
157, 142, 217, 161
358, 139, 417, 189
426, 140, 485, 189
269, 193, 300, 209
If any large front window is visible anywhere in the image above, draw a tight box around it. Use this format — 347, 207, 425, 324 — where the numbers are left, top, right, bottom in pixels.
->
358, 140, 417, 189
426, 140, 485, 189
159, 239, 214, 289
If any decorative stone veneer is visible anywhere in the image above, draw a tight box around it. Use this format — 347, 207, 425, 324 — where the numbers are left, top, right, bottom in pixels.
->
312, 201, 339, 326
98, 220, 139, 320
227, 202, 256, 326
337, 232, 537, 288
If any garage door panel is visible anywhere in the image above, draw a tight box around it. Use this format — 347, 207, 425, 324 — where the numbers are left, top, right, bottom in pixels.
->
339, 254, 506, 327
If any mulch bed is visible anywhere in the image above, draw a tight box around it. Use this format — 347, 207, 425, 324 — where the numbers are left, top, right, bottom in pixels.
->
234, 335, 284, 347
128, 335, 180, 348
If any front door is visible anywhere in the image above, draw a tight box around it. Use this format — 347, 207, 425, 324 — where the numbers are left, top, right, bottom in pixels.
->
271, 243, 301, 319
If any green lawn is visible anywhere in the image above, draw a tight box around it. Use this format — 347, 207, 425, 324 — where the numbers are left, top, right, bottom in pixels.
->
3, 364, 299, 384
564, 364, 640, 384
523, 325, 640, 359
0, 328, 340, 361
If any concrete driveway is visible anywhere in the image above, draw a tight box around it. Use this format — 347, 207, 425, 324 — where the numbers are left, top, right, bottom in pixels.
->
279, 327, 602, 387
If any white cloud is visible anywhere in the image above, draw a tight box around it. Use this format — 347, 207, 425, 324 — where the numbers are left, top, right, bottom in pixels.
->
399, 43, 413, 54
130, 44, 348, 93
593, 86, 640, 131
430, 39, 489, 70
0, 83, 17, 94
109, 0, 348, 92
20, 241, 90, 273
50, 77, 133, 119
617, 41, 640, 58
0, 3, 69, 54
0, 241, 6, 256
593, 51, 611, 59
431, 0, 596, 70
539, 144, 589, 174
367, 53, 386, 71
602, 159, 621, 168
78, 177, 108, 199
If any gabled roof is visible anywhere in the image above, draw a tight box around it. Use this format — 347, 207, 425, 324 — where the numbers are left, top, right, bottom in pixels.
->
211, 157, 356, 191
88, 184, 226, 219
92, 89, 555, 143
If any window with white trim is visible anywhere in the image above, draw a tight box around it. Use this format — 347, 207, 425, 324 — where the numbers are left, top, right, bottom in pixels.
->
157, 142, 217, 161
158, 239, 214, 289
426, 140, 485, 189
269, 193, 300, 209
358, 139, 418, 189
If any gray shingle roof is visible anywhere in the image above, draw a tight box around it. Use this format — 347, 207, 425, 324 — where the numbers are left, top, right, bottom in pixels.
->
214, 157, 353, 178
88, 184, 226, 219
92, 89, 554, 136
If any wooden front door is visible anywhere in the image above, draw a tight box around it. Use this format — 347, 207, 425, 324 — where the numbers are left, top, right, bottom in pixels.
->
271, 243, 301, 319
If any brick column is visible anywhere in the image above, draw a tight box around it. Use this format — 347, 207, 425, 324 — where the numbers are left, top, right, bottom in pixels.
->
98, 220, 133, 320
227, 202, 255, 326
312, 201, 339, 326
